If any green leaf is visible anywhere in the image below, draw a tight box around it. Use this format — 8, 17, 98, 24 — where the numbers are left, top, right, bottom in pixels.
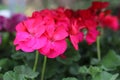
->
3, 65, 39, 80
101, 50, 120, 68
93, 71, 119, 80
3, 71, 26, 80
79, 66, 89, 74
0, 67, 1, 70
91, 58, 99, 65
0, 58, 9, 68
11, 52, 26, 60
0, 58, 16, 70
110, 74, 119, 80
14, 65, 39, 79
89, 66, 102, 78
62, 77, 78, 80
69, 64, 80, 75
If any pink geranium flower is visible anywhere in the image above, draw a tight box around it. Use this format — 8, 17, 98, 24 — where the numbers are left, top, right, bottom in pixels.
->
14, 19, 47, 52
14, 8, 69, 58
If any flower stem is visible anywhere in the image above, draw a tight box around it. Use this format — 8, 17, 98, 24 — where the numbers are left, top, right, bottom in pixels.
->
33, 51, 39, 72
97, 36, 101, 61
41, 56, 47, 80
83, 75, 86, 80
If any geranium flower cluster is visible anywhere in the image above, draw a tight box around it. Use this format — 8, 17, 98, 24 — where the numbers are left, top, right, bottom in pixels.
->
14, 1, 119, 58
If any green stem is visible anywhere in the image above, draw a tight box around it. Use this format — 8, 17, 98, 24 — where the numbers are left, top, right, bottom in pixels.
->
41, 56, 47, 80
83, 75, 86, 80
97, 36, 101, 61
33, 51, 39, 72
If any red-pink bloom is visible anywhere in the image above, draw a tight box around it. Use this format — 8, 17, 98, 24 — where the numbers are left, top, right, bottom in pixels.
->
76, 9, 99, 45
98, 12, 119, 31
14, 19, 47, 52
14, 8, 69, 58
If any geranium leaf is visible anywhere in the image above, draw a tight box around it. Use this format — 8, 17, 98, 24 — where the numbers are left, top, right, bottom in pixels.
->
62, 77, 78, 80
101, 50, 120, 68
14, 65, 39, 79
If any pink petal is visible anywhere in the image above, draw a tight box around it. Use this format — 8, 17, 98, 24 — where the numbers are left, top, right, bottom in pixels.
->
70, 32, 84, 50
14, 32, 31, 45
86, 29, 99, 45
24, 19, 45, 37
103, 15, 119, 31
39, 39, 67, 58
16, 41, 35, 52
45, 22, 55, 38
53, 27, 68, 40
38, 40, 51, 55
32, 36, 47, 49
85, 20, 97, 30
47, 39, 67, 58
16, 22, 27, 32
